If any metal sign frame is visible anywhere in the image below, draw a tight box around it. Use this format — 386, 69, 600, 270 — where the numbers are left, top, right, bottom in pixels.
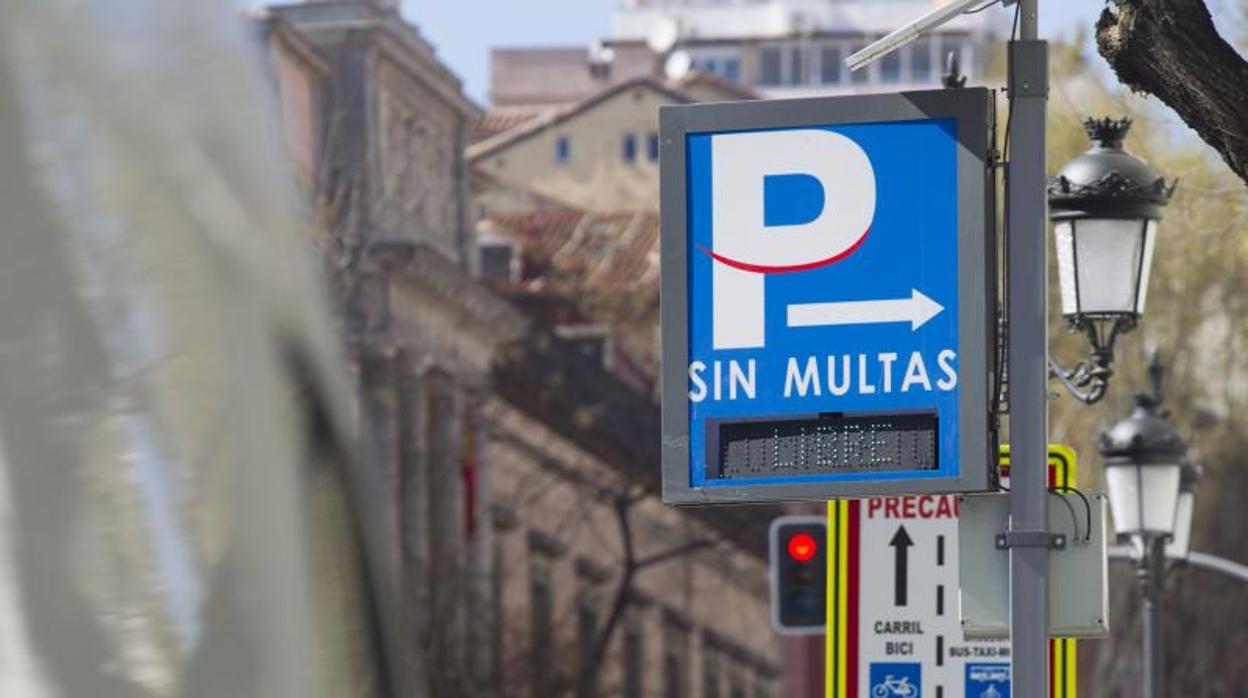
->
660, 88, 996, 504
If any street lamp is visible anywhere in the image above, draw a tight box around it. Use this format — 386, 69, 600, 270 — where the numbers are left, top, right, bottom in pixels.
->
1048, 118, 1176, 404
1099, 404, 1186, 542
1098, 354, 1188, 698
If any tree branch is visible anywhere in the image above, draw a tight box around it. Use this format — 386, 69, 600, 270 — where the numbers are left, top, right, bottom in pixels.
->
588, 500, 723, 681
1095, 0, 1248, 185
635, 538, 715, 570
582, 498, 640, 690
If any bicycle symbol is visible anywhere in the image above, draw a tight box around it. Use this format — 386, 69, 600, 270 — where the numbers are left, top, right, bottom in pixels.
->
872, 675, 917, 697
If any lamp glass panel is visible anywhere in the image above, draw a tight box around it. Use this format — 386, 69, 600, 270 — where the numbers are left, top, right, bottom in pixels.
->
1141, 464, 1181, 534
1054, 221, 1078, 315
1105, 465, 1142, 535
1165, 490, 1195, 560
1073, 218, 1147, 314
1135, 219, 1158, 313
1106, 463, 1180, 536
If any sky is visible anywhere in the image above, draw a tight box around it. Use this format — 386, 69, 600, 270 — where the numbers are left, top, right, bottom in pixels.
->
404, 0, 1104, 107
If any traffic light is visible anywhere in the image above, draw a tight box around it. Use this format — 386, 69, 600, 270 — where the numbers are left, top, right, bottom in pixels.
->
769, 516, 827, 634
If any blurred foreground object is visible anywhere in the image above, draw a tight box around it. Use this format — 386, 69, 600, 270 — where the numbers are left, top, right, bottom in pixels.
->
0, 1, 400, 695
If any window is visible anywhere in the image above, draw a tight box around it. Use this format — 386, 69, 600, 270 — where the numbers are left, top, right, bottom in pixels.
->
622, 132, 637, 163
752, 675, 774, 698
727, 663, 746, 698
663, 617, 688, 698
424, 376, 458, 606
911, 39, 932, 83
820, 44, 842, 84
691, 51, 741, 82
702, 641, 721, 698
849, 44, 869, 85
479, 241, 515, 283
664, 652, 683, 698
623, 621, 643, 698
789, 45, 806, 84
568, 334, 606, 365
529, 552, 554, 696
647, 132, 660, 162
881, 49, 902, 83
758, 46, 782, 85
491, 541, 505, 688
579, 220, 618, 259
575, 562, 609, 698
577, 600, 598, 697
556, 135, 571, 164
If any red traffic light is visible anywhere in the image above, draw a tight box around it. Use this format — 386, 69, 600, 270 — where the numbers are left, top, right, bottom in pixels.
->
770, 518, 826, 633
787, 532, 817, 562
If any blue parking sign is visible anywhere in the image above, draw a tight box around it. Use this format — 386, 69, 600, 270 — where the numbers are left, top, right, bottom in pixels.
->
660, 89, 995, 503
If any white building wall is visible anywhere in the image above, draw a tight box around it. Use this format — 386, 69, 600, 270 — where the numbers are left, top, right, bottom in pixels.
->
612, 0, 1007, 97
614, 0, 1001, 41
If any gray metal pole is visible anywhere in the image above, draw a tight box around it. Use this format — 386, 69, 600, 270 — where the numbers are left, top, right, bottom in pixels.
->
1140, 536, 1166, 698
1006, 1, 1050, 696
1110, 544, 1248, 694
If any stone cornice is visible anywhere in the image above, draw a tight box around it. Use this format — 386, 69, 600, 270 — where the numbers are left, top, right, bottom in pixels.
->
363, 238, 529, 344
267, 2, 480, 120
263, 16, 333, 79
369, 30, 481, 120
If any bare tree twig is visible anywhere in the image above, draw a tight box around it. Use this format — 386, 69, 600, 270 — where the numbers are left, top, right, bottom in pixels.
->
635, 538, 716, 570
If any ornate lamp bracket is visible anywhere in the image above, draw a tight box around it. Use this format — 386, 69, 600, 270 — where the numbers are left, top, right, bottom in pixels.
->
1048, 314, 1136, 404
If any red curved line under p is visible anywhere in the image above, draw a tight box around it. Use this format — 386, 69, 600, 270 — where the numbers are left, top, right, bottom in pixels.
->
699, 227, 870, 274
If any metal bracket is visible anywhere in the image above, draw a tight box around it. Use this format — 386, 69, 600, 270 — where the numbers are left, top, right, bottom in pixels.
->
1007, 41, 1048, 98
995, 530, 1066, 550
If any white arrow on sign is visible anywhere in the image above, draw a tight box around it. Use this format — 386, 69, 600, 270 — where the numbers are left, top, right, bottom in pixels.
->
786, 288, 943, 331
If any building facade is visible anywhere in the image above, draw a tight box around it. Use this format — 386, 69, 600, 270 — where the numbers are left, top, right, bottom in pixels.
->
489, 0, 1006, 108
260, 2, 781, 696
609, 0, 1006, 98
470, 77, 699, 212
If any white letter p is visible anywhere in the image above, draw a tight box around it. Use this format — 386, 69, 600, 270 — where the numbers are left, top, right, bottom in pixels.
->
709, 130, 876, 349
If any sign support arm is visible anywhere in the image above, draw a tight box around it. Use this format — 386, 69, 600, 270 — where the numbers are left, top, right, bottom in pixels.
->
1006, 1, 1050, 696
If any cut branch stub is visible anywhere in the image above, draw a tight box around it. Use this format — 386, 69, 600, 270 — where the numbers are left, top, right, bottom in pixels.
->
1095, 1, 1248, 186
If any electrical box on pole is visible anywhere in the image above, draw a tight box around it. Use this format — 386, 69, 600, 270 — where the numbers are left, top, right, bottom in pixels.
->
769, 516, 827, 634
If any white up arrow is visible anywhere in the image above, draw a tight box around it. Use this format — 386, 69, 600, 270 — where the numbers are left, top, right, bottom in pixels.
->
786, 288, 944, 331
